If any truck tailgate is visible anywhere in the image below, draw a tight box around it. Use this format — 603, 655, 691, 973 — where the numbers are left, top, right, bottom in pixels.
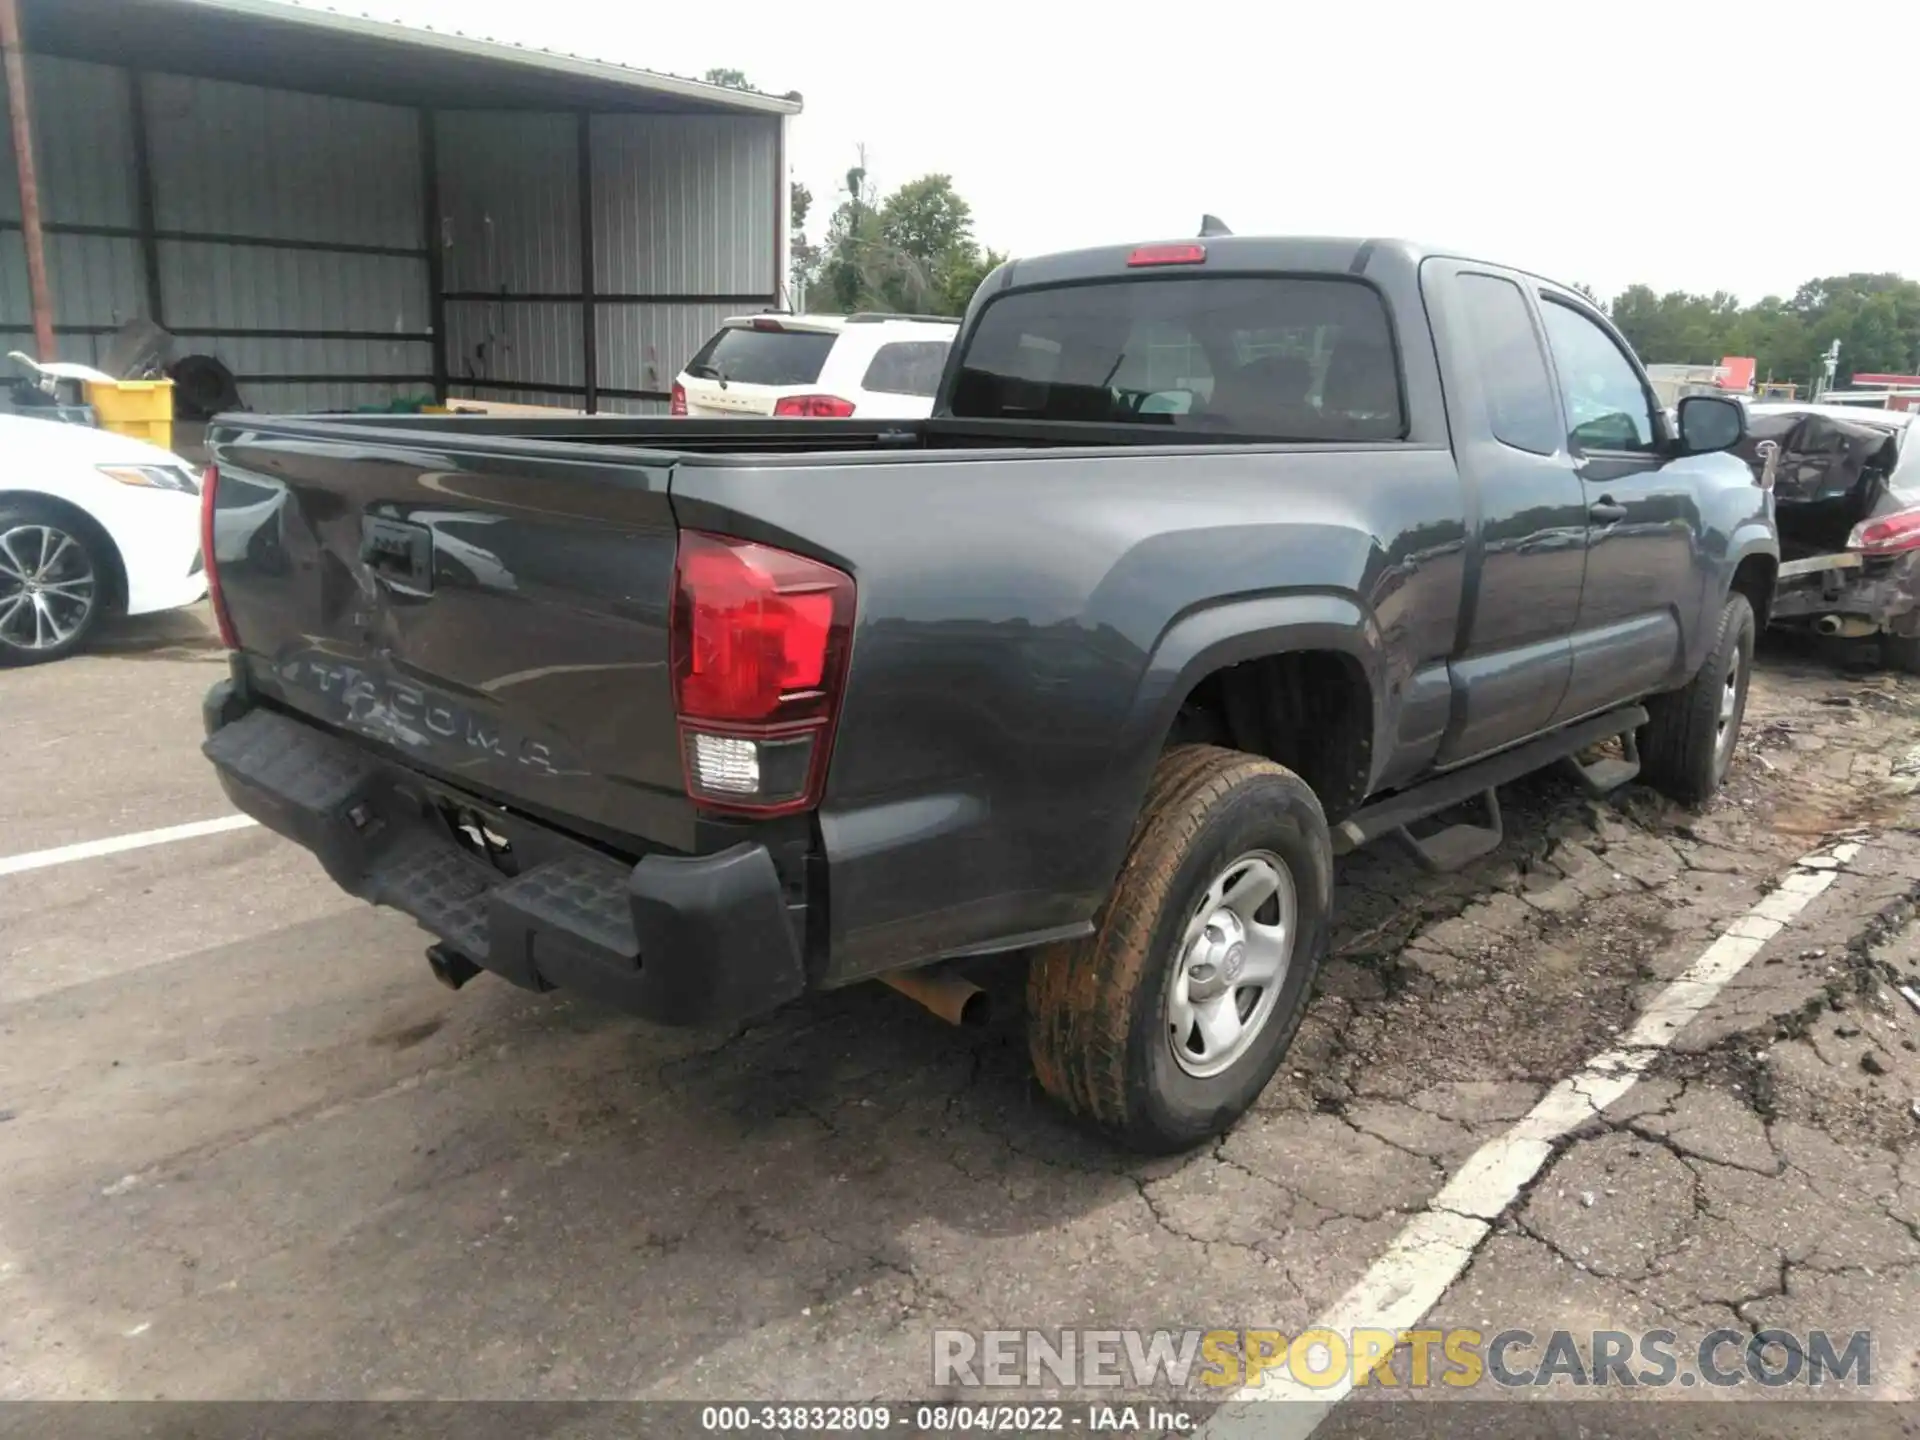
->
207, 424, 691, 848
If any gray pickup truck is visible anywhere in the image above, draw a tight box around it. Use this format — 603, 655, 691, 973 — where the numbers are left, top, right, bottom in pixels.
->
199, 234, 1777, 1152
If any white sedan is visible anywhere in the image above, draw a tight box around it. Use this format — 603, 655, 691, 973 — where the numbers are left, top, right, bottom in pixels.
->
0, 412, 206, 664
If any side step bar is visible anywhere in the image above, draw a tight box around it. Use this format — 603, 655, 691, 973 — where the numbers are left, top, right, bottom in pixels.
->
1332, 704, 1648, 872
1559, 728, 1642, 797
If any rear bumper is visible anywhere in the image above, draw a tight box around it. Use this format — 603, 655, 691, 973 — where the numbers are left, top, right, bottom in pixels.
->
201, 685, 806, 1026
1772, 550, 1920, 635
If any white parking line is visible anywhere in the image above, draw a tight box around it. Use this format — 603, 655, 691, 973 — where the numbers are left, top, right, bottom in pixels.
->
1197, 837, 1865, 1439
0, 815, 259, 878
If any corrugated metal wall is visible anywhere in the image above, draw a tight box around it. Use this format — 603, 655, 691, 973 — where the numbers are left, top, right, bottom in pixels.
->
3, 52, 782, 420
0, 54, 142, 365
0, 53, 430, 408
441, 110, 779, 409
437, 112, 579, 402
593, 114, 779, 405
144, 70, 430, 413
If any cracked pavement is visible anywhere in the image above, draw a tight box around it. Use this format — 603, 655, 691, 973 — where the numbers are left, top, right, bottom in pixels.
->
6, 611, 1920, 1415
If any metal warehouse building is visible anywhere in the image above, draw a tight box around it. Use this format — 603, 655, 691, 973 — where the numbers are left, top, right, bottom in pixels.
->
1, 0, 798, 414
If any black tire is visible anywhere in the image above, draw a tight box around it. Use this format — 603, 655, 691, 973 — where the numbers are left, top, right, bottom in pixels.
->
1638, 592, 1755, 806
0, 500, 109, 666
1026, 745, 1332, 1154
1881, 633, 1920, 675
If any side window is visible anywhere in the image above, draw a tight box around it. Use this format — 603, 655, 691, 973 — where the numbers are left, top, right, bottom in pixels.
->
1539, 299, 1657, 453
1455, 274, 1562, 456
860, 341, 950, 397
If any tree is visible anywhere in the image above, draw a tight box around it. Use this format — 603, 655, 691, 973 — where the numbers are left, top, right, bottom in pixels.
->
941, 246, 1006, 317
703, 67, 753, 90
1602, 272, 1920, 389
789, 180, 820, 303
813, 157, 1001, 317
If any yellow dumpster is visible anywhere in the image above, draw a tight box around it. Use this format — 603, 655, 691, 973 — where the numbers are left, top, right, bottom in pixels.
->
83, 378, 174, 451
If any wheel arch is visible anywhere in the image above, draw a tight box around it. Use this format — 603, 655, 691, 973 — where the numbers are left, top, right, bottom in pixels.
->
1111, 591, 1386, 839
1728, 540, 1778, 631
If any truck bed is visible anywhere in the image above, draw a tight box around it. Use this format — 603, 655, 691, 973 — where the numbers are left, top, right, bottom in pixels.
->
204, 407, 1461, 991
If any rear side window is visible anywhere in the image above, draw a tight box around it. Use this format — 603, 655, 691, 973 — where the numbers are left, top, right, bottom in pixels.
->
949, 276, 1403, 439
685, 325, 835, 386
861, 340, 950, 397
1454, 274, 1562, 456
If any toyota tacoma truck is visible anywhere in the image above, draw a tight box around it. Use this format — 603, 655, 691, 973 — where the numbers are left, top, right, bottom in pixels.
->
198, 234, 1777, 1153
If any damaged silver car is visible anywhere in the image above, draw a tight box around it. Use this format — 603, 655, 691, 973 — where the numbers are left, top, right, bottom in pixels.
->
1739, 403, 1920, 669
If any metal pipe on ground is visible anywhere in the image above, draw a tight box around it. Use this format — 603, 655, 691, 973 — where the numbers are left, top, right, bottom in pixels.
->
879, 966, 990, 1027
0, 0, 54, 361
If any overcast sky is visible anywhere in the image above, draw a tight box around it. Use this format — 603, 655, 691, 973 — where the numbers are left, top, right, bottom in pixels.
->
370, 0, 1905, 303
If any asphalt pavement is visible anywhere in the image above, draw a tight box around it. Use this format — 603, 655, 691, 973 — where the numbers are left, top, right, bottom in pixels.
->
5, 605, 1920, 1436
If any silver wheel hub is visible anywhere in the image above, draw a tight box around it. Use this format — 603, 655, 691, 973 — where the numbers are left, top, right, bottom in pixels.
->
0, 523, 96, 652
1714, 651, 1743, 770
1166, 850, 1297, 1080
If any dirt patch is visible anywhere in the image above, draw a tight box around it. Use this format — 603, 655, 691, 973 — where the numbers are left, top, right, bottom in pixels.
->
368, 1015, 447, 1050
1264, 651, 1920, 1139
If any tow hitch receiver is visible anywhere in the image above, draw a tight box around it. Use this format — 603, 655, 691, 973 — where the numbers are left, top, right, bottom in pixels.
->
426, 943, 481, 991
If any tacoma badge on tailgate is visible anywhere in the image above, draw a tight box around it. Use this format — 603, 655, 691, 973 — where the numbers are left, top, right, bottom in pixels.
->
274, 650, 571, 777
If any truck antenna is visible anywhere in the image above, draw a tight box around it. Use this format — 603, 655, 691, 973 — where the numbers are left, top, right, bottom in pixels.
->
1199, 214, 1233, 237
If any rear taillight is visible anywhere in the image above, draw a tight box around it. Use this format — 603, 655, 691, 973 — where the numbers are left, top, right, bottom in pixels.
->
200, 464, 238, 649
1849, 508, 1920, 556
670, 382, 688, 416
772, 394, 856, 418
670, 530, 855, 815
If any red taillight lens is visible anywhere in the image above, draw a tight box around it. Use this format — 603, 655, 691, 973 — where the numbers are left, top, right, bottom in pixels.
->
670, 530, 855, 815
199, 464, 238, 649
670, 382, 688, 416
1127, 243, 1207, 267
1849, 508, 1920, 555
772, 394, 856, 418
751, 316, 786, 332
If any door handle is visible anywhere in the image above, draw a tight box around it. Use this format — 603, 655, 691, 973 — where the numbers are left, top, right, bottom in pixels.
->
1589, 498, 1628, 523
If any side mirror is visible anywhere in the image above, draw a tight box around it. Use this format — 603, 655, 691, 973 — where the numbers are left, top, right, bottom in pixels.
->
1676, 394, 1745, 455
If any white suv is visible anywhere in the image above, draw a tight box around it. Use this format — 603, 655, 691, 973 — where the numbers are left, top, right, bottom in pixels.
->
671, 313, 957, 420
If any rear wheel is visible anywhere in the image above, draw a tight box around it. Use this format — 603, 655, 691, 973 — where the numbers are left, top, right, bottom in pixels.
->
1026, 745, 1331, 1153
1638, 592, 1754, 805
0, 502, 107, 666
1881, 632, 1920, 675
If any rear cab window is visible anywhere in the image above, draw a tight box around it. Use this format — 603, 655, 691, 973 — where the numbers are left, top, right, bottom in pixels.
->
949, 275, 1404, 439
1454, 273, 1563, 456
685, 325, 836, 387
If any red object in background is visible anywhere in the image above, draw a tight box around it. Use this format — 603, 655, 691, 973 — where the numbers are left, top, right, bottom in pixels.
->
1852, 374, 1920, 388
1717, 356, 1756, 391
